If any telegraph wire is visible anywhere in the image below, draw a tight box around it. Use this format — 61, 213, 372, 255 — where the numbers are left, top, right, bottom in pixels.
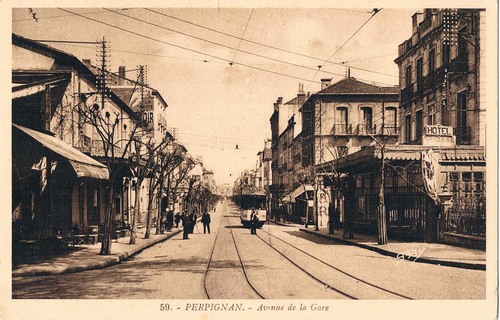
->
230, 8, 254, 65
13, 8, 134, 22
307, 8, 383, 90
58, 8, 322, 84
102, 8, 348, 80
145, 8, 397, 79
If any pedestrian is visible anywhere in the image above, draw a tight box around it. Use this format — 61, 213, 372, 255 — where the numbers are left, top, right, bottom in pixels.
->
174, 212, 181, 228
213, 207, 216, 213
167, 210, 174, 232
189, 211, 197, 234
202, 210, 211, 234
250, 209, 259, 235
182, 211, 190, 239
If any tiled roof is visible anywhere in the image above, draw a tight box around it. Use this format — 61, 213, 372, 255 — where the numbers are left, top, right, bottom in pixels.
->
318, 77, 399, 95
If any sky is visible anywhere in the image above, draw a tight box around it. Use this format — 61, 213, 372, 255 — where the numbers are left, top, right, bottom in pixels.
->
12, 7, 416, 185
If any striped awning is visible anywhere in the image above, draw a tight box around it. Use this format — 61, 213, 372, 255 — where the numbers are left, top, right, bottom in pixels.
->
13, 124, 109, 180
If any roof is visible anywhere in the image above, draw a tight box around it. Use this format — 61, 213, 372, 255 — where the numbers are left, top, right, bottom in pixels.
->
317, 77, 399, 95
13, 124, 109, 180
13, 34, 141, 121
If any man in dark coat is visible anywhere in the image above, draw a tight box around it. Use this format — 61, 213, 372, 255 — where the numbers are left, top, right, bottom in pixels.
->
189, 211, 197, 234
182, 211, 190, 239
202, 211, 211, 234
167, 210, 174, 232
174, 212, 181, 228
250, 209, 259, 235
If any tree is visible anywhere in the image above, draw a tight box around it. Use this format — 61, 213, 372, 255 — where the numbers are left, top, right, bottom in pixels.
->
78, 95, 143, 255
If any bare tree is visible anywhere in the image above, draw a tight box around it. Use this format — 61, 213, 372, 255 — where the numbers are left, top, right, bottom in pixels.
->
78, 97, 142, 255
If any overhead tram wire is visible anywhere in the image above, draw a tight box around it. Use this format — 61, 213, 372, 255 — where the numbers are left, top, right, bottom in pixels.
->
102, 8, 350, 81
144, 8, 397, 79
306, 8, 383, 90
58, 8, 322, 85
229, 8, 254, 65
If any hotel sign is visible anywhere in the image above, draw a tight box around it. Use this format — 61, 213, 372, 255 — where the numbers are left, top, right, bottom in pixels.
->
424, 125, 453, 137
422, 125, 455, 147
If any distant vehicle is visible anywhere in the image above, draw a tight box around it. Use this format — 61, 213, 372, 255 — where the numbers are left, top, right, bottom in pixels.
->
234, 190, 267, 228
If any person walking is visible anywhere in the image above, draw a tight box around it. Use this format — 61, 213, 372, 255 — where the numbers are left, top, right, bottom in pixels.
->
167, 210, 174, 232
182, 211, 190, 240
250, 209, 259, 235
201, 210, 211, 234
174, 212, 181, 228
189, 211, 197, 234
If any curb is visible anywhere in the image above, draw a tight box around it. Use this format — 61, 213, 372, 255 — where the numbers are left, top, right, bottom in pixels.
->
13, 229, 183, 277
268, 220, 303, 228
300, 228, 486, 271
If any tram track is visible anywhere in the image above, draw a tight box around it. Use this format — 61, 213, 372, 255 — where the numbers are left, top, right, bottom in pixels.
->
228, 215, 412, 300
262, 221, 413, 299
202, 206, 265, 299
257, 226, 413, 299
227, 215, 356, 299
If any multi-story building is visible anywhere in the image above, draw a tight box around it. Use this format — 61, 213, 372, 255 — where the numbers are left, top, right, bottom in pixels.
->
301, 76, 400, 229
326, 9, 485, 248
12, 34, 141, 240
391, 8, 486, 247
268, 85, 308, 222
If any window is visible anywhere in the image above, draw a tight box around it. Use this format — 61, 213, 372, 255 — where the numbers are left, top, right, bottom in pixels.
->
458, 27, 468, 58
335, 107, 349, 134
428, 49, 435, 76
456, 92, 469, 144
405, 115, 412, 143
416, 58, 423, 91
415, 110, 423, 143
384, 107, 397, 134
442, 42, 450, 67
427, 104, 436, 125
361, 107, 373, 134
405, 65, 412, 88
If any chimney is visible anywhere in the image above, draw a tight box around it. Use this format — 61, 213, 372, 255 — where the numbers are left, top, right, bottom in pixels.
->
297, 83, 306, 104
277, 97, 283, 105
118, 66, 126, 85
82, 59, 91, 67
321, 78, 332, 90
118, 66, 126, 78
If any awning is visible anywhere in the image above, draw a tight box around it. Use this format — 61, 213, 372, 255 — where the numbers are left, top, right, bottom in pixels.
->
290, 185, 314, 203
13, 124, 109, 180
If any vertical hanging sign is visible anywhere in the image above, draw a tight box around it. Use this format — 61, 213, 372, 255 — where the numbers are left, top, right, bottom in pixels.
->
421, 149, 439, 204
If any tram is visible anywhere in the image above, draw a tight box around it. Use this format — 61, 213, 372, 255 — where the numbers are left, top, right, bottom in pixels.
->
234, 190, 267, 228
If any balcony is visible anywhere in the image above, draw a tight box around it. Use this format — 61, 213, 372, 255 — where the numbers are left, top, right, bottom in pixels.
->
380, 125, 400, 136
333, 124, 352, 136
454, 126, 472, 145
357, 124, 377, 136
401, 87, 414, 106
451, 54, 469, 74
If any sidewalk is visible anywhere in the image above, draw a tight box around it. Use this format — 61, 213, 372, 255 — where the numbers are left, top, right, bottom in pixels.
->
300, 227, 486, 270
12, 227, 182, 277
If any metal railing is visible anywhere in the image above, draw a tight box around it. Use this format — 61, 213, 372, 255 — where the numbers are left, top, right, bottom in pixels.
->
454, 126, 472, 145
357, 124, 377, 136
333, 123, 352, 135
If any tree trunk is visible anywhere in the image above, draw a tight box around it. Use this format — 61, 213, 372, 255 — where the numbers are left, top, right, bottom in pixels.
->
156, 182, 163, 235
377, 149, 388, 245
145, 178, 155, 239
100, 183, 115, 255
129, 181, 141, 244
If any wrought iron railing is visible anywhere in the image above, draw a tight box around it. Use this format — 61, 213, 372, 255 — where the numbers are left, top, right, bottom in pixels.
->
454, 126, 472, 145
357, 124, 377, 136
380, 125, 400, 136
333, 123, 352, 135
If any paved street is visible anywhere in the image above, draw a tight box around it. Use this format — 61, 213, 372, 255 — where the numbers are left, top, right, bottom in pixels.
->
12, 201, 485, 300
